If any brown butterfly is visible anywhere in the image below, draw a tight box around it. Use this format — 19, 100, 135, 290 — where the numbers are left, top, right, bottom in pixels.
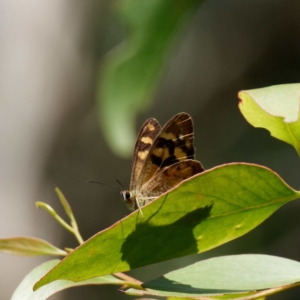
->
120, 112, 204, 215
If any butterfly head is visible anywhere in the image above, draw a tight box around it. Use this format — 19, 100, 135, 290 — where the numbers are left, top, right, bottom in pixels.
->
120, 190, 136, 210
120, 190, 144, 216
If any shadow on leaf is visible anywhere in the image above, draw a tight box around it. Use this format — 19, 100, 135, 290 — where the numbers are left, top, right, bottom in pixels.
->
144, 276, 249, 295
121, 202, 213, 268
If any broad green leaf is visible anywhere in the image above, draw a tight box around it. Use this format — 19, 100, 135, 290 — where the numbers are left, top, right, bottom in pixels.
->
12, 260, 123, 300
0, 237, 67, 256
126, 255, 300, 299
98, 0, 203, 157
34, 163, 299, 290
238, 84, 300, 155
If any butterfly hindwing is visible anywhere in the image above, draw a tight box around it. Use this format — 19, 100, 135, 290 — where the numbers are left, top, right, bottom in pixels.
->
141, 160, 204, 198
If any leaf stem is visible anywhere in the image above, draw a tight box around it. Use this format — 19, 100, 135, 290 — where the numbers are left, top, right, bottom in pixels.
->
35, 201, 84, 245
35, 202, 74, 232
119, 281, 145, 290
113, 272, 143, 285
54, 187, 84, 244
234, 282, 300, 300
113, 272, 144, 290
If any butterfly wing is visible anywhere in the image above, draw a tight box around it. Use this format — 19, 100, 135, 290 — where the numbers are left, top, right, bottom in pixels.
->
137, 112, 198, 187
141, 160, 204, 198
129, 118, 161, 190
123, 112, 204, 212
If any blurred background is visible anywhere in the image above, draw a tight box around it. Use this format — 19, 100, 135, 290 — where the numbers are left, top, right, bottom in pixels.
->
1, 0, 300, 299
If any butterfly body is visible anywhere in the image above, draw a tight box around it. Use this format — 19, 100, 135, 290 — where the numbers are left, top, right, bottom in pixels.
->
121, 113, 204, 212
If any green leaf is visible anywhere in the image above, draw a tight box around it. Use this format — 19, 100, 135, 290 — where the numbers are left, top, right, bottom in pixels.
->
34, 163, 299, 290
0, 237, 67, 256
238, 83, 300, 155
126, 255, 300, 299
12, 260, 124, 300
98, 0, 203, 157
54, 187, 74, 223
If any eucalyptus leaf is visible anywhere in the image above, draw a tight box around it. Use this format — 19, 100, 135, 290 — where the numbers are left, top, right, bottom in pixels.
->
12, 260, 123, 300
238, 84, 300, 155
34, 163, 299, 290
0, 237, 66, 256
126, 255, 300, 299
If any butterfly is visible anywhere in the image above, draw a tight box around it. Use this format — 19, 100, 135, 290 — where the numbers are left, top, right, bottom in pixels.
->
120, 112, 204, 215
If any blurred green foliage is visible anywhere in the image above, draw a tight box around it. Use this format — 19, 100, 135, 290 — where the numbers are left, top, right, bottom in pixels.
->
98, 0, 203, 157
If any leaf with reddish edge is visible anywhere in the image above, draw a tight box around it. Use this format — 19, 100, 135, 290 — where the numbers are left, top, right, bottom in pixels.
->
34, 163, 299, 290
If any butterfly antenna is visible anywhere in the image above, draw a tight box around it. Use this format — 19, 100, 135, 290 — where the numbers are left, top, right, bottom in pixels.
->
135, 199, 144, 218
116, 179, 126, 190
87, 181, 119, 189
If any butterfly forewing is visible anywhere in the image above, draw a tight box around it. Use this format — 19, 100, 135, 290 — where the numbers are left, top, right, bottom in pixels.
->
129, 118, 161, 190
138, 112, 196, 186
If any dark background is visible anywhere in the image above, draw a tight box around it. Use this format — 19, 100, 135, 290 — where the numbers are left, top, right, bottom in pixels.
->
1, 1, 300, 299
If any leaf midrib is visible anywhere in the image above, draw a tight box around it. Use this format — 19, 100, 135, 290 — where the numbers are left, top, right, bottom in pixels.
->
206, 192, 299, 219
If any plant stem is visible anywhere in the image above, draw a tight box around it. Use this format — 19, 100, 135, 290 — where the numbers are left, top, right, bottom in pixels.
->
36, 201, 84, 245
36, 202, 74, 232
113, 272, 143, 285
